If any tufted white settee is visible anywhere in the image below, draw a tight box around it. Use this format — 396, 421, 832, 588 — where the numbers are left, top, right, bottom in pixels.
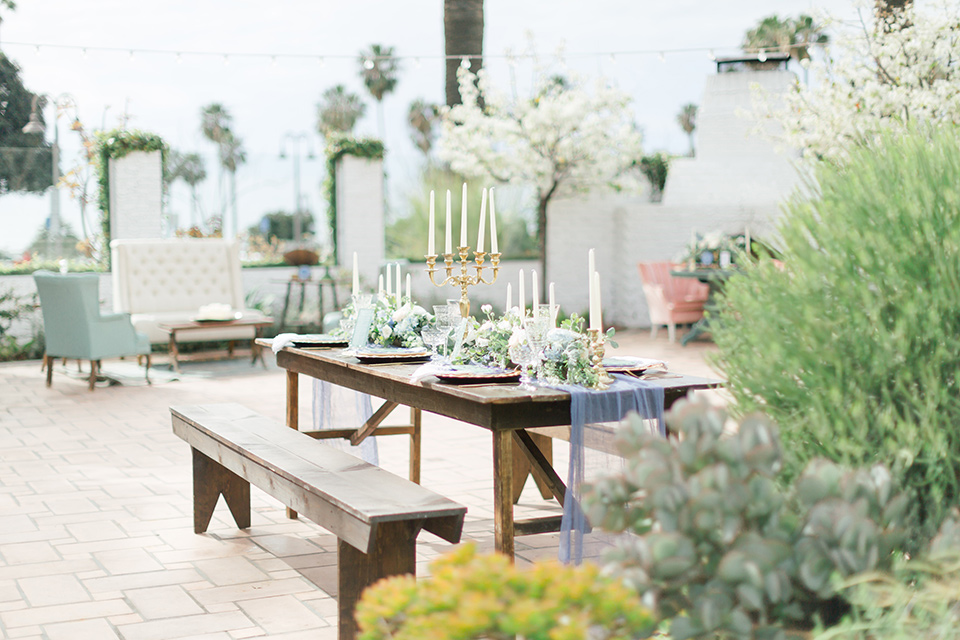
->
111, 238, 271, 344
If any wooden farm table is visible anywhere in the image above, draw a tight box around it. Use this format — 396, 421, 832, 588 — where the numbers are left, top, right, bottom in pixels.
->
261, 342, 721, 559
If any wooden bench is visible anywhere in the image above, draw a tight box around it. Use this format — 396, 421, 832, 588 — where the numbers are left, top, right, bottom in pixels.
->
170, 403, 466, 640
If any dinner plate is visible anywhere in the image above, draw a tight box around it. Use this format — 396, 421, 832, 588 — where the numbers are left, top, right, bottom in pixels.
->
290, 334, 349, 348
192, 312, 243, 323
434, 365, 522, 385
355, 347, 432, 364
602, 356, 667, 373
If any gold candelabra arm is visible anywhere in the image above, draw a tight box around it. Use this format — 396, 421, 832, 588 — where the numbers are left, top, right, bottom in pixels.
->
587, 328, 614, 390
476, 252, 500, 285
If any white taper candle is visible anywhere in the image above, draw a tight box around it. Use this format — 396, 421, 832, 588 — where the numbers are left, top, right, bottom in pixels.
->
518, 269, 525, 315
489, 188, 499, 254
378, 274, 384, 298
445, 190, 452, 254
591, 272, 603, 332
396, 263, 402, 305
352, 252, 359, 297
477, 188, 487, 253
385, 267, 392, 299
549, 282, 557, 327
506, 282, 512, 312
428, 190, 435, 255
460, 182, 468, 247
532, 270, 539, 318
406, 273, 411, 301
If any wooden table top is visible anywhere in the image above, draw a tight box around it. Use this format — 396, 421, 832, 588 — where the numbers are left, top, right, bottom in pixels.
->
160, 317, 274, 331
260, 341, 722, 432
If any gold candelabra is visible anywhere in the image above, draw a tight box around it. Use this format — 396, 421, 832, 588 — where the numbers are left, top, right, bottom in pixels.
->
425, 247, 501, 317
587, 328, 614, 390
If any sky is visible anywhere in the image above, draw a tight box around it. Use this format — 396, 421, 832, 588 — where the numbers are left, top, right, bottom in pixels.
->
0, 0, 863, 257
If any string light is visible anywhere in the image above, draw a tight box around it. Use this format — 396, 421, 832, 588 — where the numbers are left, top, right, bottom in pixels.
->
758, 51, 767, 62
222, 54, 230, 65
10, 41, 824, 67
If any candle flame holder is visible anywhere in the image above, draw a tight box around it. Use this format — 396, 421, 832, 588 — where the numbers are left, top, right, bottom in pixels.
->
425, 247, 501, 317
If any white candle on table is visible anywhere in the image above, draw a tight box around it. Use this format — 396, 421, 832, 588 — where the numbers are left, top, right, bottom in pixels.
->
506, 282, 512, 312
477, 188, 487, 253
445, 190, 452, 254
352, 252, 359, 297
460, 182, 468, 247
587, 248, 596, 326
518, 269, 525, 315
591, 272, 603, 332
385, 268, 392, 299
378, 274, 384, 298
532, 270, 539, 318
427, 190, 435, 255
396, 263, 402, 304
549, 282, 557, 327
489, 188, 499, 254
406, 273, 411, 301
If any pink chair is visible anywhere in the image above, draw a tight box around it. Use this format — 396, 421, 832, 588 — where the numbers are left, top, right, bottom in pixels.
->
637, 262, 710, 343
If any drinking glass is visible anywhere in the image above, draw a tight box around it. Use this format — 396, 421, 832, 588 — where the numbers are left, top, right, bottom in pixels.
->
508, 336, 538, 390
421, 325, 447, 361
524, 315, 551, 380
432, 305, 456, 357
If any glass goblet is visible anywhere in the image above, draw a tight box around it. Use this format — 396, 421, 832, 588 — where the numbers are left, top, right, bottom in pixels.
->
524, 316, 551, 380
432, 305, 456, 357
508, 338, 538, 390
421, 325, 447, 361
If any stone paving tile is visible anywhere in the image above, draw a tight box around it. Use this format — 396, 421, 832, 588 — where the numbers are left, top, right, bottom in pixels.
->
0, 331, 717, 638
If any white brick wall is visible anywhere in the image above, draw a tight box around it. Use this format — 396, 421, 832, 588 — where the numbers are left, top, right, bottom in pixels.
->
546, 70, 802, 329
109, 151, 163, 240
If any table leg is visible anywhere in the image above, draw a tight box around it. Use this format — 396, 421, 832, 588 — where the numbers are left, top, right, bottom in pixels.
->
493, 430, 515, 560
280, 281, 293, 333
251, 327, 267, 368
286, 369, 299, 520
168, 331, 181, 374
409, 408, 421, 484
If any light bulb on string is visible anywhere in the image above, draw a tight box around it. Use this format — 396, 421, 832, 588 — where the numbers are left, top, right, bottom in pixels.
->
758, 50, 767, 62
460, 56, 471, 69
129, 50, 135, 62
608, 53, 617, 64
707, 49, 716, 60
222, 54, 230, 66
658, 51, 666, 63
316, 57, 325, 67
82, 48, 88, 58
363, 58, 375, 70
271, 55, 278, 67
34, 45, 40, 55
176, 52, 183, 64
414, 57, 421, 68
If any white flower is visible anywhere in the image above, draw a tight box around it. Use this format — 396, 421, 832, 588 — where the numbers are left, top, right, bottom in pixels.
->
380, 325, 393, 340
481, 304, 493, 314
497, 319, 511, 331
476, 337, 490, 348
479, 321, 494, 333
508, 327, 525, 348
391, 303, 412, 323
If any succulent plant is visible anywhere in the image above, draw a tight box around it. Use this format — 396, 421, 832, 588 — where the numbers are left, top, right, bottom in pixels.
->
585, 397, 914, 640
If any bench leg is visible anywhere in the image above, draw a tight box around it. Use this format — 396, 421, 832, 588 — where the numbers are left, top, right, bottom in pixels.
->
192, 448, 251, 534
338, 520, 417, 640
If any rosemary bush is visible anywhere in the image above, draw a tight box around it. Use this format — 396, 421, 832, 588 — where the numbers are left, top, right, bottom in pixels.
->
711, 127, 960, 543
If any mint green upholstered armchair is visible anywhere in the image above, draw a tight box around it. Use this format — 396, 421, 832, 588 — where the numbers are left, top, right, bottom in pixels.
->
33, 271, 151, 390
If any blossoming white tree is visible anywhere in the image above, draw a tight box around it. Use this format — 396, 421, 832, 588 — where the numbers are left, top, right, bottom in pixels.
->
438, 68, 643, 287
756, 1, 960, 161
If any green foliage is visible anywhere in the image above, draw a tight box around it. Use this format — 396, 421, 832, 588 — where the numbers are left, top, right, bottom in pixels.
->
324, 136, 384, 262
387, 164, 537, 261
586, 398, 914, 639
816, 552, 960, 640
95, 128, 167, 251
359, 44, 400, 103
742, 14, 829, 62
710, 127, 960, 542
356, 543, 654, 640
637, 152, 669, 202
248, 210, 315, 241
0, 52, 54, 195
0, 285, 42, 362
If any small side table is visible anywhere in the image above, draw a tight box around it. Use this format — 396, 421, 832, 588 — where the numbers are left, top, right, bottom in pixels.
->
277, 268, 340, 332
158, 317, 274, 373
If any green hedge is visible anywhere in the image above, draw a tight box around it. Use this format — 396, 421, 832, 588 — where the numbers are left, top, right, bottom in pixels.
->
323, 136, 384, 264
711, 126, 960, 543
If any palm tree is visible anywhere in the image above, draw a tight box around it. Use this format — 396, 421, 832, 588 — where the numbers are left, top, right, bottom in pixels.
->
443, 0, 484, 107
316, 85, 366, 139
200, 103, 233, 221
220, 131, 246, 239
0, 0, 16, 42
167, 151, 207, 228
743, 14, 829, 82
407, 99, 440, 156
358, 44, 400, 141
677, 103, 698, 157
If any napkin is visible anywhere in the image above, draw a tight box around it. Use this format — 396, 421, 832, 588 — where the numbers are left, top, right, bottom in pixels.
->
270, 333, 300, 354
410, 361, 454, 383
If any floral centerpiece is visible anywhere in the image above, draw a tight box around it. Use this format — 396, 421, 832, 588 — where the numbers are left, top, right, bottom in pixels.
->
679, 231, 749, 268
335, 295, 431, 349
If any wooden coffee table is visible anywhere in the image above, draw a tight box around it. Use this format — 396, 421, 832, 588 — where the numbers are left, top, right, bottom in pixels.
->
159, 317, 274, 373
